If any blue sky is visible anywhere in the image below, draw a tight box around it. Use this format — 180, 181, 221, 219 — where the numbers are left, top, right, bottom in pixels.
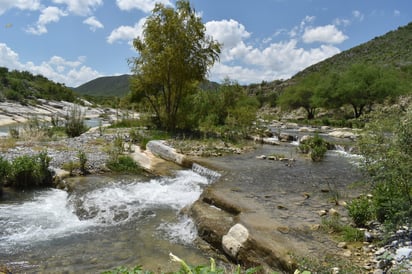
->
0, 0, 410, 87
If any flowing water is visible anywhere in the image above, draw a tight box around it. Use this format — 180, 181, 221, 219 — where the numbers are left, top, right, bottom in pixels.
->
0, 168, 216, 273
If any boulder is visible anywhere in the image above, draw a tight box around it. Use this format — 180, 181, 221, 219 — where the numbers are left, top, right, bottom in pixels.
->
329, 130, 357, 140
222, 223, 249, 259
279, 133, 295, 142
146, 140, 192, 167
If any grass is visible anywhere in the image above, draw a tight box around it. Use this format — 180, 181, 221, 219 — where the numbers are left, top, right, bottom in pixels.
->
321, 215, 364, 242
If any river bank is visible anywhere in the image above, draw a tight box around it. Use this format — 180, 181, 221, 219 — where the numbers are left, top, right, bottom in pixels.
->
0, 114, 407, 273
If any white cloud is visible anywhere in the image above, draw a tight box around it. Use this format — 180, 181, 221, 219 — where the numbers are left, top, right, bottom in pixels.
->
352, 10, 364, 21
116, 0, 172, 13
0, 0, 41, 15
83, 16, 104, 31
334, 18, 351, 27
206, 19, 251, 49
107, 18, 146, 44
302, 25, 348, 44
26, 6, 68, 35
0, 43, 101, 87
203, 18, 341, 84
52, 0, 103, 16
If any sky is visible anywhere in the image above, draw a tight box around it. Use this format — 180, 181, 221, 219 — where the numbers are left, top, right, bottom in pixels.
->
0, 0, 411, 88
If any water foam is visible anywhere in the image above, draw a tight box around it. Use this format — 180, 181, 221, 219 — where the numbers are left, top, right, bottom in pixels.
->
0, 169, 210, 252
0, 189, 93, 252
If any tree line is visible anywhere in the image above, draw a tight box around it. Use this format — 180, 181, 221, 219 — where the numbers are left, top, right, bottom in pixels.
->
278, 63, 410, 120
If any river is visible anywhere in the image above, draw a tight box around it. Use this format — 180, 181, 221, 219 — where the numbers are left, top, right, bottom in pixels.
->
0, 167, 217, 273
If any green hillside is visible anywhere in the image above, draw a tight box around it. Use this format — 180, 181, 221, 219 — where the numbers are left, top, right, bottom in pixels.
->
0, 67, 76, 103
294, 22, 412, 78
73, 74, 131, 97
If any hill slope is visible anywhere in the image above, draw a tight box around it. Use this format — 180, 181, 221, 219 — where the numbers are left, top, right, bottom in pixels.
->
0, 67, 76, 102
294, 22, 412, 78
73, 74, 131, 97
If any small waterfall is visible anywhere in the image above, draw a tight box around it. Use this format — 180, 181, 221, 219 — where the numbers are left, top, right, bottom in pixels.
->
332, 144, 364, 165
0, 170, 211, 256
191, 163, 221, 182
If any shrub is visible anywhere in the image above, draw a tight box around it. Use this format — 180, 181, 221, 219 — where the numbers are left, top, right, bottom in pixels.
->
298, 133, 328, 161
347, 195, 374, 227
77, 150, 88, 174
65, 105, 88, 137
357, 109, 412, 228
106, 155, 142, 173
0, 157, 11, 194
9, 152, 52, 188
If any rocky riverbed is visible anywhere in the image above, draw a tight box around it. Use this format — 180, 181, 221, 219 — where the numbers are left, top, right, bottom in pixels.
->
1, 113, 411, 273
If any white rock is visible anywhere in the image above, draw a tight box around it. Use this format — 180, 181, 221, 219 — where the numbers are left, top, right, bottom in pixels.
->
395, 247, 412, 262
222, 223, 249, 259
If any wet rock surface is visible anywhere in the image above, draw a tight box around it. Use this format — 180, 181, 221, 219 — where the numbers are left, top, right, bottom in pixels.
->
190, 143, 366, 272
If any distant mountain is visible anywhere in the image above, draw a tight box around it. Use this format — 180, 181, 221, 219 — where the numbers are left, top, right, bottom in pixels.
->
74, 74, 221, 98
73, 74, 131, 97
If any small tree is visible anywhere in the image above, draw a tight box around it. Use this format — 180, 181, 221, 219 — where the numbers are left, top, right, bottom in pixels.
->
129, 0, 221, 131
278, 73, 322, 119
65, 105, 88, 137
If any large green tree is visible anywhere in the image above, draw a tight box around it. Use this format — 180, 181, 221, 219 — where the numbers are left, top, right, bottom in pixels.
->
278, 73, 322, 119
129, 0, 221, 131
334, 64, 401, 118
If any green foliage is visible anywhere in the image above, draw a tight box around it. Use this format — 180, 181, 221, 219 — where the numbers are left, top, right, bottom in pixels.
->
129, 0, 221, 131
0, 157, 11, 188
321, 215, 364, 242
278, 73, 322, 119
77, 150, 88, 174
7, 152, 52, 189
65, 105, 88, 137
357, 108, 412, 228
334, 64, 401, 118
298, 133, 328, 161
106, 155, 142, 173
347, 195, 374, 227
184, 79, 259, 139
0, 67, 75, 103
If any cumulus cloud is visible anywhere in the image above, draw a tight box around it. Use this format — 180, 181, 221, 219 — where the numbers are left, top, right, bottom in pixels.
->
83, 16, 104, 31
0, 43, 101, 87
26, 6, 68, 35
205, 19, 251, 49
116, 0, 172, 13
394, 10, 400, 16
0, 0, 41, 15
302, 24, 348, 44
107, 18, 146, 44
204, 18, 341, 84
52, 0, 103, 16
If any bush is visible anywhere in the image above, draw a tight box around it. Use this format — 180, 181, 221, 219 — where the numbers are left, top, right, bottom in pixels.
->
347, 195, 374, 227
9, 152, 52, 188
106, 155, 142, 173
77, 150, 88, 174
65, 105, 88, 137
298, 133, 328, 161
357, 109, 412, 228
0, 157, 11, 194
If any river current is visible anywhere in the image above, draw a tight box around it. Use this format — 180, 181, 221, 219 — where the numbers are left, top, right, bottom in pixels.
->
0, 168, 215, 273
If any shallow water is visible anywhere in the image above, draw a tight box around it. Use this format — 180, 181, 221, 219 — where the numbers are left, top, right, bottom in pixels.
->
0, 171, 213, 273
